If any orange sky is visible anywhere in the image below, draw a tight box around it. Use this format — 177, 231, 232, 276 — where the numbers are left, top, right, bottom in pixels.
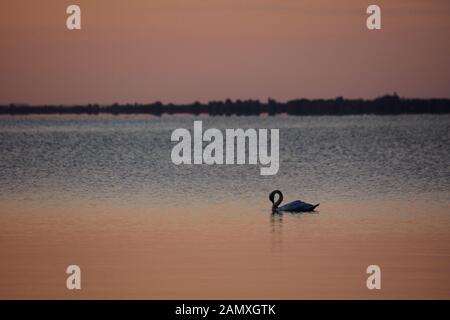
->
0, 0, 449, 104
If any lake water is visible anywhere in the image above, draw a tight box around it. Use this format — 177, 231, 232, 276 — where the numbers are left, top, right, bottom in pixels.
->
0, 114, 449, 299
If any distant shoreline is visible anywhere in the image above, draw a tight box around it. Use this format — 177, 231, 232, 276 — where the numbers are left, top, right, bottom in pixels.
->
1, 95, 449, 116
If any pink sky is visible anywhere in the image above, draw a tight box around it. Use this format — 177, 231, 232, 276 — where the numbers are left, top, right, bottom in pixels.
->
0, 0, 449, 104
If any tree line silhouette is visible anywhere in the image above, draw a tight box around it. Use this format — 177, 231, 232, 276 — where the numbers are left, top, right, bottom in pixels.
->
1, 94, 448, 116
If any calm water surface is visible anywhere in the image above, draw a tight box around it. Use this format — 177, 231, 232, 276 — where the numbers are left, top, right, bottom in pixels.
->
0, 114, 449, 299
0, 114, 449, 203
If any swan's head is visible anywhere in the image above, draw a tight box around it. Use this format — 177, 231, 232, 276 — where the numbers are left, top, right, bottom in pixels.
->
269, 190, 283, 211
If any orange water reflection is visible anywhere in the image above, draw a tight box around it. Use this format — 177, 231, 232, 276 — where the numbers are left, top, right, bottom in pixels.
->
0, 198, 449, 299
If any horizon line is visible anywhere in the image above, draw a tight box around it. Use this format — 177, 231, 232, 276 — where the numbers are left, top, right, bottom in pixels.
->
3, 94, 450, 108
1, 94, 449, 116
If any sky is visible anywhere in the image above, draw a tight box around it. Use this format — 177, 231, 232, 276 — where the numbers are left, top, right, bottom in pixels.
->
0, 0, 449, 105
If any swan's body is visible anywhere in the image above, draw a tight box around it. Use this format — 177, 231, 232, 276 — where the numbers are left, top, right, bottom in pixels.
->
269, 190, 319, 213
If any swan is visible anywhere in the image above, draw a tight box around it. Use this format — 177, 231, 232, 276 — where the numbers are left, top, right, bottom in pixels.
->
269, 190, 319, 213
